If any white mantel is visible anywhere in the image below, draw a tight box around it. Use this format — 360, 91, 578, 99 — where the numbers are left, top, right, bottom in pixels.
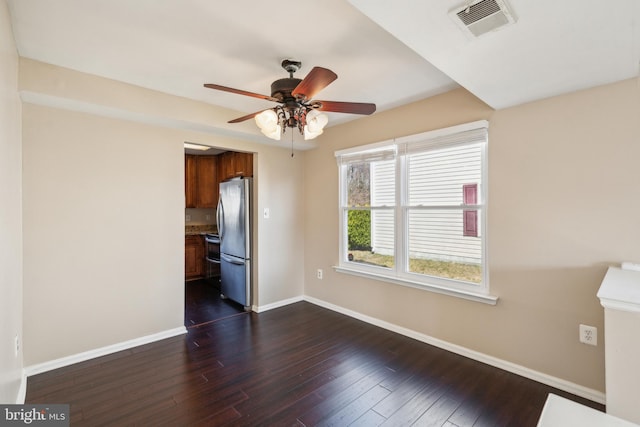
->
597, 267, 640, 313
597, 266, 640, 425
537, 394, 638, 427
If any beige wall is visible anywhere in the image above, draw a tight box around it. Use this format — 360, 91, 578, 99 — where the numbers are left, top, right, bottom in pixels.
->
254, 147, 305, 305
303, 80, 640, 393
20, 60, 305, 366
22, 105, 185, 364
0, 0, 24, 403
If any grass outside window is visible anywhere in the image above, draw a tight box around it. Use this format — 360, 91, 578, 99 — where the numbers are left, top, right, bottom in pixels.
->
348, 250, 481, 284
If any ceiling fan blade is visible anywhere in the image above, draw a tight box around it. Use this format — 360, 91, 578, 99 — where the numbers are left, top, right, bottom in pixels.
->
204, 84, 279, 103
291, 67, 338, 100
228, 110, 268, 124
313, 100, 376, 115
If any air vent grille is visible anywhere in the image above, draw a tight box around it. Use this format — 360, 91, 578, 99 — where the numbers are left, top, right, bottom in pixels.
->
457, 0, 501, 25
450, 0, 517, 38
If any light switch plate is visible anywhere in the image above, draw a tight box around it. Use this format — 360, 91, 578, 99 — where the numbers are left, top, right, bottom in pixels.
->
263, 208, 270, 219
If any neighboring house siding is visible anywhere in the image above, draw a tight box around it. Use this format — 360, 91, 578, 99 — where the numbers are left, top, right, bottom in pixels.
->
406, 209, 481, 263
371, 160, 394, 256
371, 144, 482, 264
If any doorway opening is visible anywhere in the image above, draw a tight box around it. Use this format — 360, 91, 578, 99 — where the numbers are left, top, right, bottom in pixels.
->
183, 144, 255, 327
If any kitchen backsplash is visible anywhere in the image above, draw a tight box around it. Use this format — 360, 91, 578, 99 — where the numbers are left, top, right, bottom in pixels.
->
185, 208, 216, 225
185, 208, 217, 235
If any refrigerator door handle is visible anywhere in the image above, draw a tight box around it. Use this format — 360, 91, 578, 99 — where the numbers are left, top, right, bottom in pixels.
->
221, 254, 245, 265
216, 198, 224, 240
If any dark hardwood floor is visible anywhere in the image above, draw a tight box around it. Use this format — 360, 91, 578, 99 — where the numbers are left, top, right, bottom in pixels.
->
26, 302, 604, 426
185, 278, 246, 327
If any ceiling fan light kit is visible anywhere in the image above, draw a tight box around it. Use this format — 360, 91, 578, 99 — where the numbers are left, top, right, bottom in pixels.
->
204, 59, 376, 141
254, 105, 329, 141
304, 109, 329, 139
255, 109, 282, 139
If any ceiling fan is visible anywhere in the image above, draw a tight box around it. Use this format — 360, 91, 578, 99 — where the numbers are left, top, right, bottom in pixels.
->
204, 59, 376, 140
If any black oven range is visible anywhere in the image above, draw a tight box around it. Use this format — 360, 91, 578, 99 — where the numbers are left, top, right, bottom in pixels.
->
204, 233, 220, 278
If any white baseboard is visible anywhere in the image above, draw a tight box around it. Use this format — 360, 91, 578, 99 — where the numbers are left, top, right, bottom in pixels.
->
254, 295, 304, 313
24, 326, 187, 377
16, 370, 27, 404
303, 296, 606, 405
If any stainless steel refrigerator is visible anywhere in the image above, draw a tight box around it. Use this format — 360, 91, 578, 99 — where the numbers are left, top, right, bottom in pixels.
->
216, 177, 252, 310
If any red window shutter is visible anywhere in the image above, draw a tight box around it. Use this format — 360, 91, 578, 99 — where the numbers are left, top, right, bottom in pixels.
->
463, 184, 477, 205
463, 210, 478, 237
463, 184, 478, 237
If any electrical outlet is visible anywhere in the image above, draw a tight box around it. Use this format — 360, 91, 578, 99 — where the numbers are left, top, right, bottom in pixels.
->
579, 324, 597, 346
185, 214, 191, 222
205, 214, 211, 221
317, 269, 323, 280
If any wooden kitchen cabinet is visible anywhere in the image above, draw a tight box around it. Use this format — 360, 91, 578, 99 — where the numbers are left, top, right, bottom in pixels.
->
234, 152, 253, 178
185, 155, 198, 208
185, 235, 204, 280
186, 151, 252, 207
196, 156, 218, 208
185, 155, 219, 208
218, 151, 253, 182
217, 152, 234, 183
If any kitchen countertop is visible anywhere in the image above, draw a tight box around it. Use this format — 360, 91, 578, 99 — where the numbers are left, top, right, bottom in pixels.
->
185, 225, 217, 236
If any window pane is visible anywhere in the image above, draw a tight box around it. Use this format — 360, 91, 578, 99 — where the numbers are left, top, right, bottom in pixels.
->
346, 209, 394, 269
407, 209, 482, 283
346, 159, 395, 207
408, 143, 482, 206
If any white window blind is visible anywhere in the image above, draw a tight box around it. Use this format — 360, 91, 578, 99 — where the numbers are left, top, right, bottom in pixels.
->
401, 128, 488, 155
336, 146, 397, 165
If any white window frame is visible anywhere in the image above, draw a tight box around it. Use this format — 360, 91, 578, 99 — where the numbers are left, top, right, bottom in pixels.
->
334, 120, 497, 305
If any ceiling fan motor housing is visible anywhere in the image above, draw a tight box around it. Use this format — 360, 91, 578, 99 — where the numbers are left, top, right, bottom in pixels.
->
271, 78, 302, 102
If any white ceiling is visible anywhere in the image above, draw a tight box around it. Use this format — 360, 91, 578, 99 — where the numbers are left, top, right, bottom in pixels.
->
350, 0, 640, 109
6, 0, 640, 142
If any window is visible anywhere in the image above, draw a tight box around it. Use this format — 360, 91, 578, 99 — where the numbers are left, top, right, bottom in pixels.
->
335, 121, 495, 304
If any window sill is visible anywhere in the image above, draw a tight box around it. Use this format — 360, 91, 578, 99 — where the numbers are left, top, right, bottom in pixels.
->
333, 265, 499, 305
